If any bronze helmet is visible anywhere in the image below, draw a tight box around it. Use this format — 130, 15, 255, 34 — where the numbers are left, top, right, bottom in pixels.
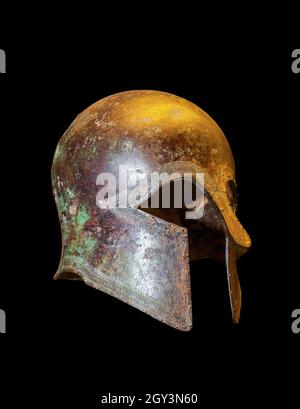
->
52, 90, 251, 331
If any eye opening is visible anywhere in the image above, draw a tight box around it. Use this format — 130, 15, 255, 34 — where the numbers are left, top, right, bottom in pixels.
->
226, 180, 238, 211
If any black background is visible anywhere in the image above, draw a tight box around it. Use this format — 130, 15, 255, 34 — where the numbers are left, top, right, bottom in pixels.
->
0, 10, 299, 408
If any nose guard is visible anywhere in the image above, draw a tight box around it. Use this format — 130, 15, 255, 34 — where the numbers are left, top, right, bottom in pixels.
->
212, 192, 251, 323
56, 208, 192, 331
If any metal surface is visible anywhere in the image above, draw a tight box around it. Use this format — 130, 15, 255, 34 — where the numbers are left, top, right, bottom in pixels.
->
52, 90, 251, 330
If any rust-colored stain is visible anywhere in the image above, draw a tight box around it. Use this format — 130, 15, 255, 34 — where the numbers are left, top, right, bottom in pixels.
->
52, 90, 251, 330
